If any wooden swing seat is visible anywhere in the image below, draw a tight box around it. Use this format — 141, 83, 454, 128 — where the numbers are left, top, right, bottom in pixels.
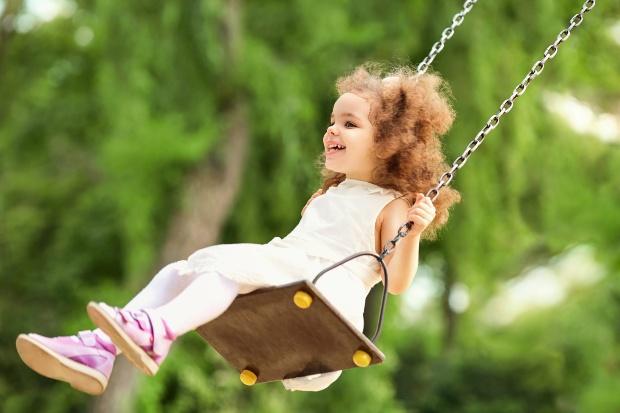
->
196, 280, 384, 385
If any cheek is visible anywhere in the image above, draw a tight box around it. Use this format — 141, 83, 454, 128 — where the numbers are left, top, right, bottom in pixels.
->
361, 136, 376, 154
350, 146, 373, 161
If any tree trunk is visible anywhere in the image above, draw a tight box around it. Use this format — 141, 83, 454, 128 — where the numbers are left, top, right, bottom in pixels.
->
0, 0, 23, 74
90, 102, 248, 413
91, 1, 245, 411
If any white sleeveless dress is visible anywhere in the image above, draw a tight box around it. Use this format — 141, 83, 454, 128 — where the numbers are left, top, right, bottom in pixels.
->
185, 178, 403, 391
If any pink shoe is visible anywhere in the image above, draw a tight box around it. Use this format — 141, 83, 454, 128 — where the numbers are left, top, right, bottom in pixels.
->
15, 330, 116, 395
86, 302, 176, 376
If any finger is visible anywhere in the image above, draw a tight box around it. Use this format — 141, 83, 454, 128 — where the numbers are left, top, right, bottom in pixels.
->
421, 198, 436, 210
417, 195, 432, 206
410, 217, 429, 227
410, 211, 434, 222
419, 208, 435, 218
418, 204, 436, 215
411, 203, 434, 215
408, 211, 428, 222
414, 201, 433, 211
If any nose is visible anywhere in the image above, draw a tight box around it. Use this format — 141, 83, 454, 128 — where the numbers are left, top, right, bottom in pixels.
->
323, 126, 337, 145
326, 124, 338, 136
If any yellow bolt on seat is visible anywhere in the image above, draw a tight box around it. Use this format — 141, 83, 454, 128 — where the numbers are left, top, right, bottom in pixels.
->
240, 369, 258, 386
293, 290, 313, 309
352, 350, 371, 367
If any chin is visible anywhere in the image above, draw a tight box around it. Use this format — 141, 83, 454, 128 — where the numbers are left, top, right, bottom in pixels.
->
325, 164, 345, 174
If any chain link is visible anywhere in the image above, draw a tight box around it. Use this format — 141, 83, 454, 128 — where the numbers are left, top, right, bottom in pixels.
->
417, 0, 479, 74
313, 1, 481, 344
379, 0, 596, 259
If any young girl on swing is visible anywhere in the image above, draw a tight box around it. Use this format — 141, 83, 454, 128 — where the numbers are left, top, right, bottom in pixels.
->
16, 62, 460, 395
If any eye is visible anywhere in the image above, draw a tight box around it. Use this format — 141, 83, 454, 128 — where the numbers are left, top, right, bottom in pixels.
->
327, 120, 356, 128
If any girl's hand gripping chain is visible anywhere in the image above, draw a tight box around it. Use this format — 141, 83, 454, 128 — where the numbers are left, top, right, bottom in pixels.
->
407, 193, 436, 237
301, 188, 324, 216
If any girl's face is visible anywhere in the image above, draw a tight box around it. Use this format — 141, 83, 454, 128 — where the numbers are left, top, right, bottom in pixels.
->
323, 92, 377, 181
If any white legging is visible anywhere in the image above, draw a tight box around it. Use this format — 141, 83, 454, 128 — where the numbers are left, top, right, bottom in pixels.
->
94, 261, 239, 342
94, 260, 341, 392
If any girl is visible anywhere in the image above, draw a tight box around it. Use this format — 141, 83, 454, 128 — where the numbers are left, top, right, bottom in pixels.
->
15, 62, 460, 395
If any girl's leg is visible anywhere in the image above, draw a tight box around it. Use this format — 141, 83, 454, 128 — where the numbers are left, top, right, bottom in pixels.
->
93, 261, 202, 350
87, 270, 239, 375
151, 270, 240, 336
17, 261, 224, 392
125, 261, 203, 309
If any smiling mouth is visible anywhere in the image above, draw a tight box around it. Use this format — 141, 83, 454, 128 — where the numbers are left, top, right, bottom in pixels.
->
326, 147, 345, 153
325, 147, 346, 158
325, 144, 346, 154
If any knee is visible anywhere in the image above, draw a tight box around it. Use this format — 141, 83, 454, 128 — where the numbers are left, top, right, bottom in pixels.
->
211, 271, 240, 297
153, 260, 198, 285
187, 247, 217, 270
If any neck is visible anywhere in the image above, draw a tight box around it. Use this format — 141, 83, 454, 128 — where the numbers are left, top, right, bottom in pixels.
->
345, 174, 374, 183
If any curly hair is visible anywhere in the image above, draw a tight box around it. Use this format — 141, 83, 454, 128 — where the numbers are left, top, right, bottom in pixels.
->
314, 61, 461, 240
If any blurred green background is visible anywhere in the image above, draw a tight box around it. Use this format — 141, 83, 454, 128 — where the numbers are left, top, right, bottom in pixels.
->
1, 0, 619, 412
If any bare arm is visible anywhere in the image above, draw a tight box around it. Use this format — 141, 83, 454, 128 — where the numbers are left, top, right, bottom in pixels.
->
379, 194, 435, 295
379, 199, 420, 295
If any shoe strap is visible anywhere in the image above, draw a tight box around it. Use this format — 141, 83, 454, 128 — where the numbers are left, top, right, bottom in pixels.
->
114, 308, 154, 349
141, 309, 175, 358
113, 306, 174, 358
77, 330, 98, 347
118, 308, 150, 331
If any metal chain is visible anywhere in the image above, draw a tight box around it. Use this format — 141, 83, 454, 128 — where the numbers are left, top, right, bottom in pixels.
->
379, 0, 596, 260
417, 0, 479, 74
374, 0, 480, 261
313, 1, 480, 344
316, 0, 594, 346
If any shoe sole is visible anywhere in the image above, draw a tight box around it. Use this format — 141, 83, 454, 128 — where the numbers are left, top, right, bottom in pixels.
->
15, 334, 107, 395
86, 302, 159, 376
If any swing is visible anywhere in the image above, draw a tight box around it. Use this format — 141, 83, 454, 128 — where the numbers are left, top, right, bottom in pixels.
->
196, 0, 596, 386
